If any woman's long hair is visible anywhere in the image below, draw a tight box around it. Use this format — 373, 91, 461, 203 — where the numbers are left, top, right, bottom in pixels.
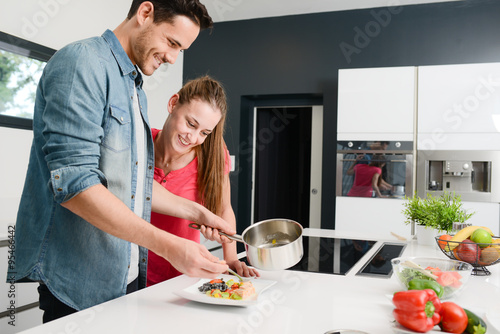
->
369, 154, 386, 187
177, 76, 228, 215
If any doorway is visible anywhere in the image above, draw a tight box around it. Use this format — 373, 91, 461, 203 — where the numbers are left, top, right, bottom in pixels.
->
250, 105, 323, 229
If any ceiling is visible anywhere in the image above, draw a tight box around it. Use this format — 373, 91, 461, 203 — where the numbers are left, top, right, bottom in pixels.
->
203, 0, 463, 22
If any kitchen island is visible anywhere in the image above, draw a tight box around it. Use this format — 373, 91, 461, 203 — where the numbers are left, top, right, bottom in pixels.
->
17, 228, 500, 334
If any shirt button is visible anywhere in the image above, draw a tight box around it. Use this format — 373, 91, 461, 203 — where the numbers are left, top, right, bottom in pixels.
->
132, 71, 137, 76
146, 197, 150, 201
54, 175, 60, 180
57, 188, 63, 192
135, 161, 138, 165
131, 96, 133, 100
142, 258, 146, 263
148, 166, 153, 170
131, 195, 135, 199
120, 117, 124, 122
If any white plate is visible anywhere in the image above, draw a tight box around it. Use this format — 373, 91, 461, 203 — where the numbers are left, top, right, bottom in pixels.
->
391, 322, 441, 333
486, 304, 500, 333
174, 274, 277, 307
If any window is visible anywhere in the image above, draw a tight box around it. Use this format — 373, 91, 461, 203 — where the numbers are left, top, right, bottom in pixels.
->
0, 32, 55, 130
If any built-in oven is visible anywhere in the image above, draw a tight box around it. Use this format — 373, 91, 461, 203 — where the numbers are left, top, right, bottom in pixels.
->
336, 140, 415, 199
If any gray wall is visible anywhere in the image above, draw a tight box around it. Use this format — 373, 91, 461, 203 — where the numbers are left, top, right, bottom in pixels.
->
184, 0, 500, 231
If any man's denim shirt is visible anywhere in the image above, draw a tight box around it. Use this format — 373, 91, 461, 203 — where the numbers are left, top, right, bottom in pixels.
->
9, 30, 155, 310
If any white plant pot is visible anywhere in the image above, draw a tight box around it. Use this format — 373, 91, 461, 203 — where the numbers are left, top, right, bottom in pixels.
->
416, 225, 438, 246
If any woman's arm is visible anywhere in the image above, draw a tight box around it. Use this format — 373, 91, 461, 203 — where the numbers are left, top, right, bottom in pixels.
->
346, 154, 364, 175
152, 181, 233, 243
220, 174, 260, 277
379, 178, 392, 191
371, 173, 385, 198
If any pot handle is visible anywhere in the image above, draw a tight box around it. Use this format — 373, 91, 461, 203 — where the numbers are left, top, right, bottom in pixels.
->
188, 223, 244, 243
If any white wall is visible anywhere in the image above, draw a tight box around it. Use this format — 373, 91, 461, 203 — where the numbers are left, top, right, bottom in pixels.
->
0, 1, 184, 235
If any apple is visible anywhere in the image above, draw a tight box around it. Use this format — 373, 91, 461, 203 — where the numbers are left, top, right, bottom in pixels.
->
455, 239, 481, 264
470, 228, 493, 247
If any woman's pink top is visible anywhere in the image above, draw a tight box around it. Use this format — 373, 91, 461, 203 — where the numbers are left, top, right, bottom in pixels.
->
147, 128, 230, 286
347, 164, 382, 198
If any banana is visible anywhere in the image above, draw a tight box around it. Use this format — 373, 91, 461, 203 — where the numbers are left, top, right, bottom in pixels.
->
446, 226, 494, 251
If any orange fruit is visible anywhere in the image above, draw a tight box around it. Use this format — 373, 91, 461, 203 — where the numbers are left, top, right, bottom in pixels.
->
438, 234, 453, 250
452, 247, 462, 261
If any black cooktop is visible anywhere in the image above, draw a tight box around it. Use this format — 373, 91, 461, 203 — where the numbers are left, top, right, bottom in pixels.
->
240, 236, 405, 276
288, 236, 376, 275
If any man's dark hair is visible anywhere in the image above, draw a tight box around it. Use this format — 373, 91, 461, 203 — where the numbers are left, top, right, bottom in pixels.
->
127, 0, 213, 30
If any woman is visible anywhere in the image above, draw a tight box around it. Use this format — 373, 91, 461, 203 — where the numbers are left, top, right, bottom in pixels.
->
346, 154, 389, 198
148, 76, 259, 286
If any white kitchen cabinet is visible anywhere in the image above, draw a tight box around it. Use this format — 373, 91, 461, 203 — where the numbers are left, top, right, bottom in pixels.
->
335, 196, 412, 240
417, 62, 500, 150
337, 66, 417, 141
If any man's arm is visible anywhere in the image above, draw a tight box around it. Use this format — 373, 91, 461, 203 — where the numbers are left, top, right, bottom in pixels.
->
61, 183, 228, 278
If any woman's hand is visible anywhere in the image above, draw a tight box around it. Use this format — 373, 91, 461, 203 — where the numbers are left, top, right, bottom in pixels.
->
199, 224, 233, 244
227, 259, 260, 278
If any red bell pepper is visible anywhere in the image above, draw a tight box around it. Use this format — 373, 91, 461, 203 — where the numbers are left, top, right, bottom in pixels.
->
393, 289, 442, 333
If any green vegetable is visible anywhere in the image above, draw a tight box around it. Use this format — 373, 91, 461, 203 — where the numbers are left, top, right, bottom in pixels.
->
397, 267, 434, 286
408, 278, 444, 298
230, 293, 242, 300
463, 308, 487, 334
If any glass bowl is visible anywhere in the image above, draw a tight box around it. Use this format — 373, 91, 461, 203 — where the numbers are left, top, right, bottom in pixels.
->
435, 235, 500, 276
391, 257, 473, 299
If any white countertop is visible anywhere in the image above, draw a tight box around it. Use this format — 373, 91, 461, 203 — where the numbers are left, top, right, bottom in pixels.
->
18, 228, 500, 334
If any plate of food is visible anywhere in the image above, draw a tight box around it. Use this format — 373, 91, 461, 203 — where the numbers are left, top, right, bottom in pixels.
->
174, 274, 277, 307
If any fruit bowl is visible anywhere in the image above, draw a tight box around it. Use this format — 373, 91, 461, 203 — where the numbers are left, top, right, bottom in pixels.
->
435, 235, 500, 276
391, 257, 473, 299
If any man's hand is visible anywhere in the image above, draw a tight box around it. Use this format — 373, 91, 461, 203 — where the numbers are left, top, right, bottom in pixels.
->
163, 234, 229, 279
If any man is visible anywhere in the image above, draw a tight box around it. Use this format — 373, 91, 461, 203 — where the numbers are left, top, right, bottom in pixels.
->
9, 0, 233, 322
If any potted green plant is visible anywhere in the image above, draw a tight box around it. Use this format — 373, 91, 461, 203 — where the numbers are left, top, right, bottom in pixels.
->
402, 191, 475, 245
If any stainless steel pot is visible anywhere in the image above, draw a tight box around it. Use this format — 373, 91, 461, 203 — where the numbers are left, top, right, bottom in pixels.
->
391, 185, 405, 196
189, 218, 303, 271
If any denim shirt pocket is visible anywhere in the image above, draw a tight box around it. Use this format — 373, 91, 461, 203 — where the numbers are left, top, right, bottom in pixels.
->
102, 104, 132, 152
